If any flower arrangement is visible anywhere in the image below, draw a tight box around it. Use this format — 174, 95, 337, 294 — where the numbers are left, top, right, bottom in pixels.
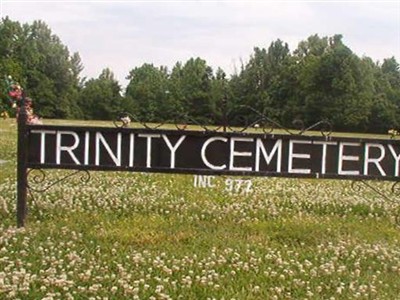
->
388, 128, 399, 139
4, 75, 42, 125
5, 75, 21, 108
120, 115, 131, 127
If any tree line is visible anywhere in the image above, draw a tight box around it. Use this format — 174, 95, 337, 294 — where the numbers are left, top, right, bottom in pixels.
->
1, 17, 400, 133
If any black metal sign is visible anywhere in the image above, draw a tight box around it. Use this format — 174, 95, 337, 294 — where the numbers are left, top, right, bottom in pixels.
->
26, 125, 400, 181
13, 88, 399, 227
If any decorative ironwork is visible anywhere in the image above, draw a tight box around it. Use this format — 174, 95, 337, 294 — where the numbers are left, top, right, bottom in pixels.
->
226, 105, 291, 134
298, 119, 332, 137
114, 104, 332, 137
27, 169, 91, 193
351, 180, 400, 204
171, 113, 219, 132
114, 112, 163, 130
391, 181, 400, 196
114, 111, 225, 132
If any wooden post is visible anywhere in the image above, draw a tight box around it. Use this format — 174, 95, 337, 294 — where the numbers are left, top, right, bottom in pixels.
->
17, 93, 28, 227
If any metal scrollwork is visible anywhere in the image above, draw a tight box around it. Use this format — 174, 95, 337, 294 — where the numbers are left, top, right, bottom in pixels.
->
113, 104, 331, 137
351, 180, 365, 194
292, 119, 305, 133
351, 180, 399, 203
27, 169, 91, 193
171, 113, 220, 132
391, 181, 400, 197
114, 112, 164, 130
299, 120, 332, 137
228, 105, 291, 134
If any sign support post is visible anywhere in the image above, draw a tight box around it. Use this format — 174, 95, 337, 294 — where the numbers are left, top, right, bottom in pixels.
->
17, 93, 28, 227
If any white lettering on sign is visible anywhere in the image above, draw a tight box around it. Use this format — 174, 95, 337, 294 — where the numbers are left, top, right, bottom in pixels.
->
193, 175, 253, 194
28, 129, 400, 180
224, 178, 253, 194
288, 140, 311, 174
84, 131, 90, 165
388, 145, 400, 176
338, 142, 360, 175
229, 137, 254, 171
255, 138, 282, 172
129, 133, 135, 167
364, 143, 386, 176
314, 141, 337, 174
162, 135, 186, 169
31, 130, 56, 164
95, 132, 122, 166
201, 137, 228, 170
56, 131, 81, 165
138, 134, 161, 168
193, 175, 216, 188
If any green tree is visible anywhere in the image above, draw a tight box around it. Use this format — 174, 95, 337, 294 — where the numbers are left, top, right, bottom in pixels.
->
0, 18, 25, 114
210, 67, 230, 125
229, 40, 293, 126
381, 57, 400, 111
124, 63, 171, 122
0, 17, 83, 118
79, 68, 122, 120
295, 34, 375, 131
366, 57, 400, 132
171, 58, 215, 124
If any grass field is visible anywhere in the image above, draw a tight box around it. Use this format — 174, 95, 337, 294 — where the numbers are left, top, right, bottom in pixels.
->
1, 118, 400, 299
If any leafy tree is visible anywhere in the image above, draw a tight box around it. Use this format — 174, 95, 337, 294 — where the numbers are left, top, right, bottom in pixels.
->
366, 57, 400, 132
229, 40, 293, 126
0, 17, 83, 118
171, 58, 215, 124
295, 34, 329, 58
381, 57, 400, 110
0, 18, 25, 114
78, 68, 122, 120
124, 64, 171, 122
210, 67, 230, 125
3, 17, 400, 132
294, 34, 374, 131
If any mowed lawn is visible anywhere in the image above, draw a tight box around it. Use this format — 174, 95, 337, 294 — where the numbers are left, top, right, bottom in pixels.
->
1, 118, 400, 299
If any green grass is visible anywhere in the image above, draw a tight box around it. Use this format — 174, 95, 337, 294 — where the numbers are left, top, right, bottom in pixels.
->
1, 118, 400, 299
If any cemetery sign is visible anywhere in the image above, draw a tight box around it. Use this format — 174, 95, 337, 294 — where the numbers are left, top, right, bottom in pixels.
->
16, 103, 400, 228
27, 125, 400, 181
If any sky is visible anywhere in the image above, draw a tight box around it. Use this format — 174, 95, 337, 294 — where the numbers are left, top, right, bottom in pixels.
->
1, 0, 400, 87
